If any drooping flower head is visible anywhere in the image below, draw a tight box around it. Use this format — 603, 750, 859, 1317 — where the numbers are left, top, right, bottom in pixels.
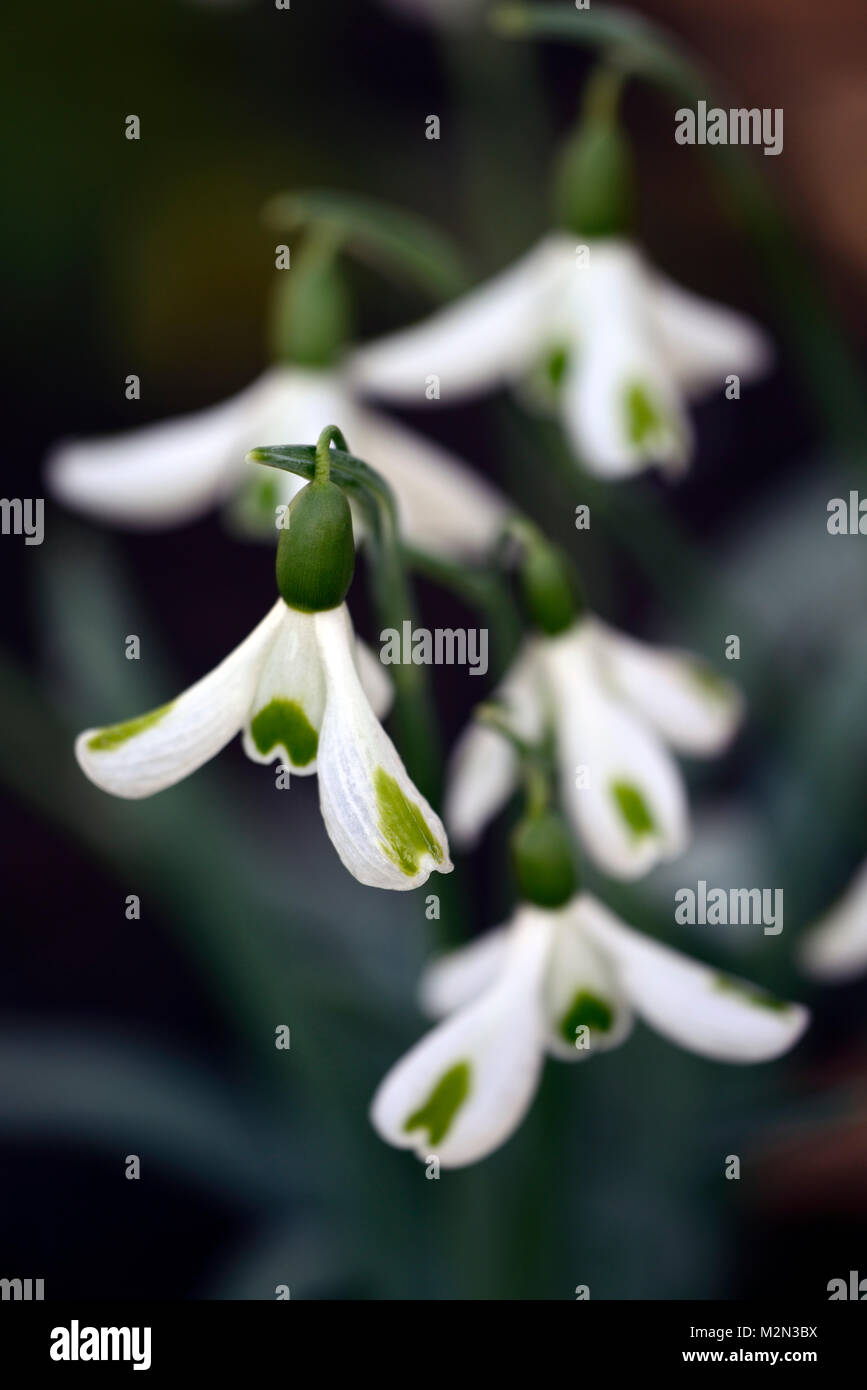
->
351, 70, 771, 479
372, 782, 808, 1168
47, 225, 506, 558
446, 524, 744, 879
800, 859, 867, 982
75, 427, 453, 892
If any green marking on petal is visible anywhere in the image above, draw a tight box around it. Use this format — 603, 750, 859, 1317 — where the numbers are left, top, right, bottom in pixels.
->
625, 381, 664, 446
250, 698, 318, 766
611, 780, 656, 839
559, 990, 614, 1044
546, 345, 570, 388
403, 1062, 471, 1145
374, 766, 443, 877
251, 473, 279, 518
86, 702, 175, 752
714, 973, 790, 1014
689, 662, 731, 702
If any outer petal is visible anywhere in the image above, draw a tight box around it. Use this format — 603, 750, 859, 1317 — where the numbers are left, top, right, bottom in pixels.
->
649, 271, 773, 397
241, 606, 325, 775
314, 606, 453, 890
542, 624, 689, 880
351, 407, 508, 560
543, 898, 634, 1061
349, 236, 571, 404
419, 926, 510, 1018
559, 240, 691, 477
580, 895, 809, 1063
799, 860, 867, 982
76, 602, 285, 798
354, 639, 394, 721
588, 618, 744, 757
370, 907, 552, 1167
47, 375, 274, 528
444, 643, 545, 849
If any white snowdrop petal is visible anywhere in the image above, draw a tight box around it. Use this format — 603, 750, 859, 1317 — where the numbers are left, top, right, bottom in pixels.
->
444, 644, 545, 848
580, 895, 809, 1062
560, 241, 691, 477
543, 899, 634, 1061
800, 860, 867, 982
649, 272, 773, 396
354, 638, 394, 721
223, 367, 353, 538
314, 606, 452, 890
241, 606, 325, 775
370, 908, 553, 1167
589, 619, 744, 756
47, 377, 272, 528
419, 927, 511, 1018
349, 236, 572, 404
352, 407, 508, 559
543, 624, 690, 879
76, 601, 286, 799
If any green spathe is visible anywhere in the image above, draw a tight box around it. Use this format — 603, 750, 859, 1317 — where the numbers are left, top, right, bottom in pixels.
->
375, 766, 443, 877
559, 989, 614, 1044
87, 701, 174, 752
250, 698, 318, 766
611, 780, 656, 838
275, 480, 355, 613
403, 1062, 471, 1145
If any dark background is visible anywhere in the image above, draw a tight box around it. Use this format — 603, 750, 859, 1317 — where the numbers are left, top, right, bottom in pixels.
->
1, 0, 866, 1299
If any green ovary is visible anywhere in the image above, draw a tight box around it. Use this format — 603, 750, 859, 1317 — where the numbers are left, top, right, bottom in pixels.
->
560, 990, 614, 1044
375, 767, 443, 877
250, 698, 318, 766
403, 1062, 471, 1145
625, 381, 664, 445
714, 974, 790, 1014
87, 701, 174, 752
611, 780, 656, 839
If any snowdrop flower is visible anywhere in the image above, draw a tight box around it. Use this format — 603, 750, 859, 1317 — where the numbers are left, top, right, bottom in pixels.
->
351, 70, 771, 479
352, 234, 770, 479
47, 237, 506, 560
372, 892, 808, 1168
446, 533, 743, 879
799, 860, 867, 982
75, 434, 453, 892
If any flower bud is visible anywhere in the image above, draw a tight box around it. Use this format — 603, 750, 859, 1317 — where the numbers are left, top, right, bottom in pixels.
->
520, 538, 581, 636
511, 810, 577, 909
552, 73, 635, 240
275, 480, 355, 612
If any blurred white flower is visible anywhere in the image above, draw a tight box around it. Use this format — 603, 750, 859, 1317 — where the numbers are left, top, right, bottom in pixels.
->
351, 236, 772, 478
800, 860, 867, 982
446, 615, 743, 879
76, 600, 452, 892
371, 894, 808, 1167
47, 365, 506, 559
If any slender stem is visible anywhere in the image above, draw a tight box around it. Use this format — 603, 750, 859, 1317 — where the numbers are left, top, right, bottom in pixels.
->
313, 424, 347, 484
